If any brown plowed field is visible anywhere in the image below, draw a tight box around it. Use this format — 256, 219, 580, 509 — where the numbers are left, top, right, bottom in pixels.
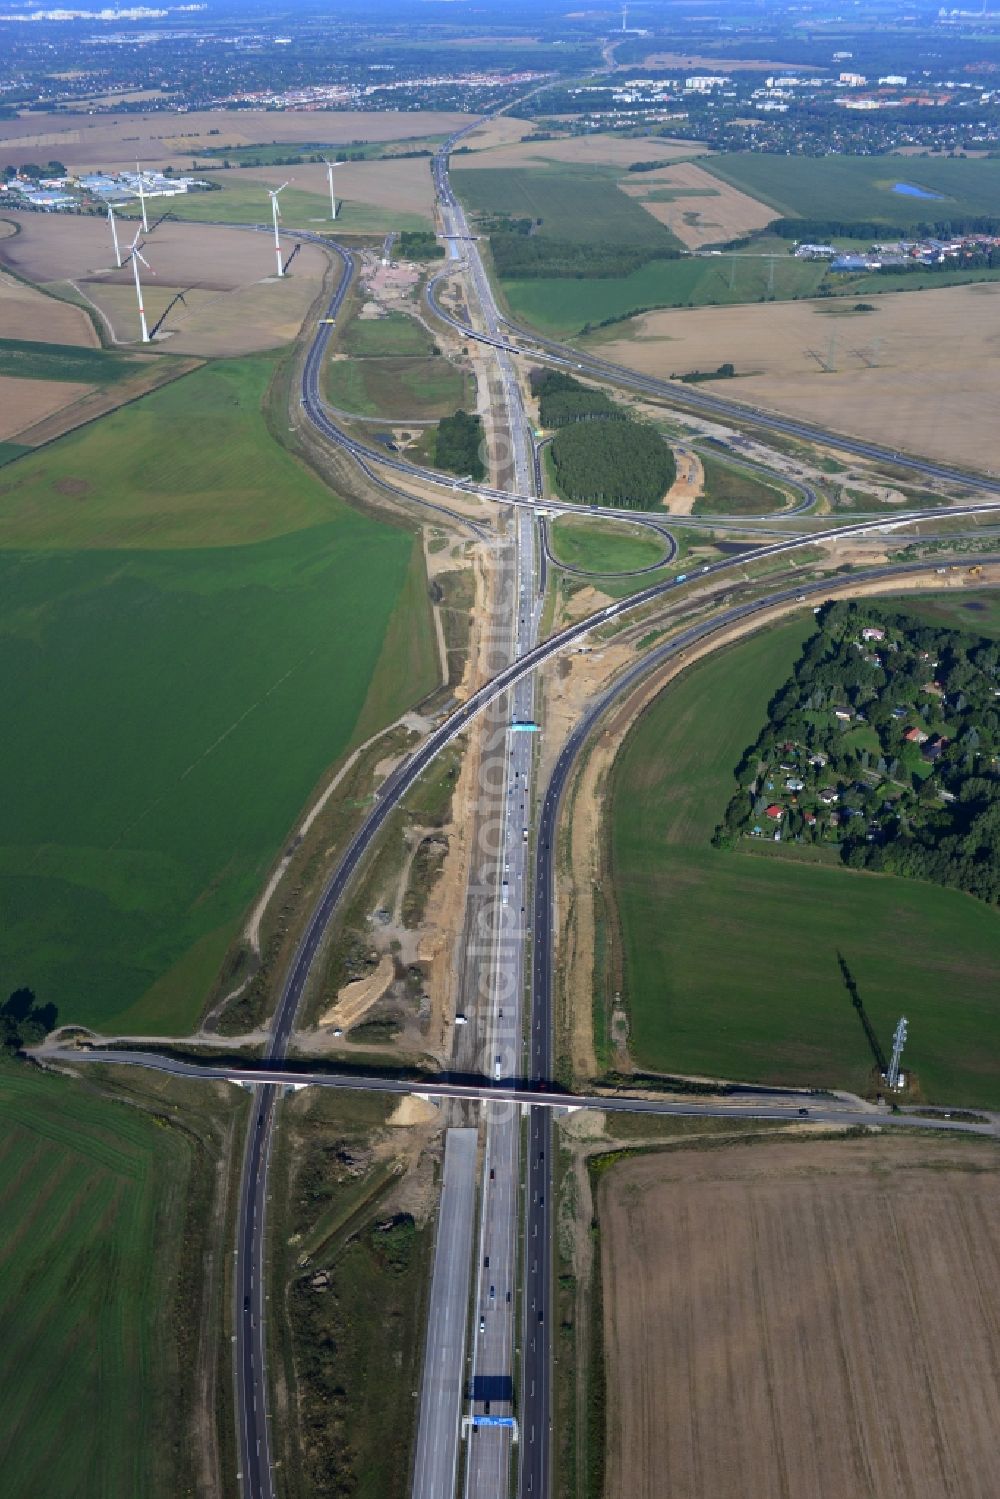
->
0, 216, 329, 353
600, 1136, 1000, 1499
0, 265, 98, 346
594, 282, 1000, 471
462, 134, 706, 171
233, 155, 436, 219
620, 159, 774, 247
0, 108, 473, 170
0, 374, 94, 439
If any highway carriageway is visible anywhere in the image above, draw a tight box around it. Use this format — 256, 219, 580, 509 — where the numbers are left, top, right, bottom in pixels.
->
45, 1049, 998, 1137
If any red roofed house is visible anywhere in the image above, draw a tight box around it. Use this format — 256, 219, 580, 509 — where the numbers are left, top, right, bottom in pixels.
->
765, 804, 784, 820
904, 727, 929, 744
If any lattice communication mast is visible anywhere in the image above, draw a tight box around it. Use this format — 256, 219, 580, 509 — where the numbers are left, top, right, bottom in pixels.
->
887, 1016, 908, 1090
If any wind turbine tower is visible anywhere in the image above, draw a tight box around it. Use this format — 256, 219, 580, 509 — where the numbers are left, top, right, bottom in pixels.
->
108, 204, 122, 268
127, 232, 152, 343
621, 3, 628, 31
322, 158, 341, 220
135, 161, 148, 233
269, 181, 291, 276
887, 1016, 908, 1090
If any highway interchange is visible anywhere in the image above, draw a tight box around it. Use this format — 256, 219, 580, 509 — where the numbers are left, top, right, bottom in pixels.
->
57, 117, 1000, 1499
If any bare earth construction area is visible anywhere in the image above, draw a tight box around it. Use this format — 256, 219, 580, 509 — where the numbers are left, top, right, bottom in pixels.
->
593, 282, 1000, 471
600, 1136, 1000, 1499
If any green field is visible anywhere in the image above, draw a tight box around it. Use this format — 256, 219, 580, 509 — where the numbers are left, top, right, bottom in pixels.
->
609, 616, 1000, 1106
452, 165, 676, 246
0, 337, 138, 384
501, 253, 826, 336
340, 309, 435, 357
117, 174, 432, 233
693, 451, 788, 516
0, 441, 29, 468
703, 153, 1000, 226
326, 354, 471, 419
547, 515, 668, 573
0, 1063, 206, 1496
0, 355, 437, 1033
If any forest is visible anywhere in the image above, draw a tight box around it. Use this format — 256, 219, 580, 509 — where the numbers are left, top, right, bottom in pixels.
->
532, 369, 622, 428
713, 601, 1000, 904
550, 419, 675, 509
434, 409, 485, 481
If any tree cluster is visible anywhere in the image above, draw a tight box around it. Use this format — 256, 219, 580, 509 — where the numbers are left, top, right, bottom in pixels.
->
713, 601, 1000, 904
434, 409, 485, 481
397, 229, 444, 260
532, 370, 621, 427
550, 419, 675, 509
1, 988, 57, 1056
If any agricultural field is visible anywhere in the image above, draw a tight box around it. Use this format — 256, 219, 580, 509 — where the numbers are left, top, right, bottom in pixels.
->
455, 132, 703, 172
0, 353, 438, 1034
607, 614, 1000, 1106
619, 159, 775, 249
326, 355, 471, 420
590, 282, 1000, 471
599, 1136, 1000, 1499
546, 515, 669, 573
0, 107, 471, 171
0, 214, 331, 355
212, 156, 437, 229
452, 165, 676, 247
703, 152, 1000, 226
501, 252, 825, 336
0, 263, 98, 346
0, 1060, 240, 1498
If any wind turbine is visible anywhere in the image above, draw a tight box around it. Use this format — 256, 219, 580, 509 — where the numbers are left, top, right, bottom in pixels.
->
321, 158, 342, 220
268, 180, 291, 276
108, 203, 122, 267
127, 231, 153, 343
135, 161, 148, 232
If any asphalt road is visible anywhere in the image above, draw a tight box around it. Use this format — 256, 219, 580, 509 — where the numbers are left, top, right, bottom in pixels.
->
49, 1047, 999, 1138
412, 1128, 480, 1499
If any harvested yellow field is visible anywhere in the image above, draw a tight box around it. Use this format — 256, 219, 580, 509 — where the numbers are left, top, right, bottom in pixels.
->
0, 374, 94, 440
0, 215, 330, 353
600, 1137, 1000, 1499
465, 133, 706, 171
620, 159, 774, 247
461, 117, 537, 152
0, 264, 98, 347
0, 108, 474, 171
595, 283, 1000, 471
234, 155, 437, 220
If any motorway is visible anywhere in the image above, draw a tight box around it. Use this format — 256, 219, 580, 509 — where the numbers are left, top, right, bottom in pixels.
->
435, 138, 546, 1499
412, 1128, 479, 1499
214, 128, 1000, 1499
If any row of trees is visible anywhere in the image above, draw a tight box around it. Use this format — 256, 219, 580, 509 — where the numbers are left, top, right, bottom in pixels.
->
550, 420, 675, 509
768, 214, 1000, 242
434, 410, 485, 482
3, 160, 66, 180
